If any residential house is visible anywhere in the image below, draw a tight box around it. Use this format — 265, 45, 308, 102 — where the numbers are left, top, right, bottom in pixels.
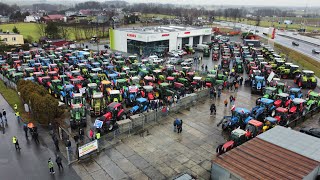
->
24, 15, 40, 23
65, 11, 78, 17
0, 32, 24, 45
79, 10, 92, 16
0, 15, 10, 23
42, 14, 66, 23
91, 15, 109, 24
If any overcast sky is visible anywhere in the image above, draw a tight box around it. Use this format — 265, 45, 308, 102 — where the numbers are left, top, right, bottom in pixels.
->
127, 0, 319, 7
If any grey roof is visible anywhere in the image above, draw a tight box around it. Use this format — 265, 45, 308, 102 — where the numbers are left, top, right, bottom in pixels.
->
0, 32, 20, 35
116, 25, 209, 34
258, 126, 320, 162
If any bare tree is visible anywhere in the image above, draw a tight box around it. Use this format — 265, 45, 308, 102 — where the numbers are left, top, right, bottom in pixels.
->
36, 23, 46, 38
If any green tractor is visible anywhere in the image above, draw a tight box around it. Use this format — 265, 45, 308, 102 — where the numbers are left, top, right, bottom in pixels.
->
49, 79, 63, 98
177, 78, 190, 87
279, 64, 301, 79
263, 87, 277, 99
184, 44, 195, 54
12, 72, 24, 83
205, 74, 216, 88
90, 92, 106, 116
306, 91, 320, 112
216, 74, 227, 86
88, 73, 101, 84
158, 83, 175, 104
71, 93, 85, 106
70, 104, 87, 129
235, 59, 243, 73
275, 82, 287, 94
295, 70, 317, 89
203, 48, 210, 57
86, 83, 99, 100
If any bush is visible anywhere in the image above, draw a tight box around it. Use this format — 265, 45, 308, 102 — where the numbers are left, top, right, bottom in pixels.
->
17, 80, 63, 124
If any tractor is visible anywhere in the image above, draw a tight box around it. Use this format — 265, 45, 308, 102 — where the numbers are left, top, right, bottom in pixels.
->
88, 73, 101, 84
253, 98, 276, 121
142, 85, 155, 100
125, 85, 139, 106
108, 90, 122, 103
49, 79, 63, 98
216, 128, 247, 155
280, 64, 300, 79
12, 72, 24, 83
71, 93, 85, 106
212, 50, 219, 61
288, 98, 307, 120
262, 87, 277, 99
245, 119, 263, 139
203, 48, 210, 57
205, 74, 216, 88
70, 78, 83, 93
263, 117, 278, 132
144, 76, 155, 87
191, 76, 203, 89
183, 44, 195, 54
273, 107, 289, 126
90, 92, 106, 116
100, 80, 112, 96
251, 76, 266, 94
275, 82, 287, 94
158, 83, 175, 103
24, 67, 35, 77
274, 93, 291, 108
60, 84, 74, 104
235, 59, 243, 73
100, 102, 126, 131
48, 71, 59, 80
86, 83, 99, 100
221, 107, 252, 131
289, 88, 303, 100
49, 63, 59, 73
130, 98, 149, 115
306, 91, 320, 112
295, 70, 317, 89
216, 74, 227, 86
127, 55, 138, 64
70, 104, 87, 129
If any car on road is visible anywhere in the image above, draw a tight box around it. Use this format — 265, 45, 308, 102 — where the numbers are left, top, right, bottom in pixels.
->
300, 128, 320, 138
312, 49, 320, 54
292, 41, 299, 46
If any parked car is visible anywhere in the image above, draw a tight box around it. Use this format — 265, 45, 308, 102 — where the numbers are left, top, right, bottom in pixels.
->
300, 128, 320, 138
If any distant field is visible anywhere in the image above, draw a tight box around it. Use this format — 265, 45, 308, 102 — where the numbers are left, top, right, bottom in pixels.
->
0, 23, 107, 42
141, 13, 176, 19
216, 16, 320, 32
0, 23, 40, 42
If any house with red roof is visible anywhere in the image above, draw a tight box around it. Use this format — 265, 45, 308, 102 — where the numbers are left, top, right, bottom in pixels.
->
42, 14, 66, 23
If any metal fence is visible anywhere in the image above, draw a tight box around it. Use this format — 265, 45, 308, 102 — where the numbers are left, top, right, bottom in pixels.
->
286, 107, 320, 128
0, 74, 17, 90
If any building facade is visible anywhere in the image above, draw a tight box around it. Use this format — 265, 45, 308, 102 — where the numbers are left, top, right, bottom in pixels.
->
109, 25, 211, 55
24, 15, 40, 23
0, 32, 24, 45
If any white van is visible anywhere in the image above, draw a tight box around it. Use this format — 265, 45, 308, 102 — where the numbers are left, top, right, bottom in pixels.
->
195, 44, 209, 52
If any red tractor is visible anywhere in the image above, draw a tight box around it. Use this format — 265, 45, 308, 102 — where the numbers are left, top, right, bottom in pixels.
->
48, 71, 59, 80
70, 78, 83, 93
273, 107, 289, 126
274, 93, 291, 108
100, 102, 126, 130
288, 98, 307, 121
212, 50, 219, 61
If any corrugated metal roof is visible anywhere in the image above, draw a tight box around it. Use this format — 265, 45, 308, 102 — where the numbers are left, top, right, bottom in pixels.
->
258, 126, 320, 162
212, 137, 320, 180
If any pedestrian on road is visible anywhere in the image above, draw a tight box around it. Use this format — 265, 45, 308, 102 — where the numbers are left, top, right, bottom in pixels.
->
53, 137, 59, 151
0, 112, 2, 122
13, 104, 17, 112
224, 99, 228, 107
177, 119, 183, 133
2, 109, 7, 122
229, 95, 234, 105
210, 103, 216, 116
89, 129, 94, 141
33, 132, 40, 144
240, 77, 243, 85
55, 155, 63, 170
23, 124, 28, 138
66, 139, 71, 150
48, 122, 53, 136
48, 158, 55, 174
12, 136, 21, 151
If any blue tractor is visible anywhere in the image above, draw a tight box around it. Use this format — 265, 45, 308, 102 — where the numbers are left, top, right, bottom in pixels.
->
60, 84, 75, 105
130, 98, 149, 115
252, 98, 276, 121
251, 76, 266, 94
289, 88, 303, 100
221, 107, 253, 131
41, 58, 51, 66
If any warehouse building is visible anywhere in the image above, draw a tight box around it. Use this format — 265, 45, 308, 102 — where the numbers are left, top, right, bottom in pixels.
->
109, 25, 211, 55
211, 126, 320, 180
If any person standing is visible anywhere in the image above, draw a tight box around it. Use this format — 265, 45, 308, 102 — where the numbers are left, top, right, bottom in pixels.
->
48, 158, 55, 174
89, 129, 94, 141
23, 124, 28, 138
177, 119, 183, 133
210, 103, 216, 116
224, 99, 228, 107
53, 137, 60, 151
2, 109, 7, 122
12, 136, 21, 151
229, 95, 234, 106
55, 155, 63, 170
239, 76, 243, 85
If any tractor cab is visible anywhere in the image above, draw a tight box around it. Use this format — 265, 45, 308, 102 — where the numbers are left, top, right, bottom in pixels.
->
89, 73, 100, 84
130, 76, 140, 85
101, 80, 112, 95
212, 50, 219, 61
49, 63, 59, 72
219, 128, 247, 154
274, 107, 289, 126
128, 55, 137, 64
102, 102, 125, 124
166, 76, 175, 86
235, 59, 243, 73
142, 85, 155, 100
251, 76, 265, 94
70, 104, 87, 129
108, 73, 118, 85
116, 79, 128, 90
275, 82, 286, 94
263, 117, 278, 132
245, 120, 263, 138
289, 64, 300, 77
48, 71, 59, 80
12, 72, 24, 83
306, 91, 320, 111
34, 63, 42, 72
70, 78, 83, 92
274, 93, 291, 108
289, 88, 303, 100
38, 76, 51, 87
24, 67, 34, 77
192, 76, 203, 88
130, 98, 148, 114
49, 79, 63, 98
27, 59, 36, 67
289, 98, 307, 118
263, 87, 277, 99
275, 59, 285, 69
91, 62, 101, 69
91, 67, 102, 74
205, 74, 216, 88
296, 70, 317, 89
263, 65, 272, 75
250, 69, 262, 79
90, 92, 106, 116
222, 107, 252, 131
177, 78, 190, 87
86, 83, 98, 99
109, 90, 122, 103
144, 76, 155, 86
71, 93, 85, 105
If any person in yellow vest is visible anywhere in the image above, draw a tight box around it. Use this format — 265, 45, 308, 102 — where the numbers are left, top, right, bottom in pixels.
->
95, 131, 101, 140
14, 104, 18, 112
15, 112, 21, 121
12, 136, 21, 151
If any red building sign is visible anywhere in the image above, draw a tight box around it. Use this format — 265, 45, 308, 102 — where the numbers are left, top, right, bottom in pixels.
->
162, 34, 170, 37
127, 33, 136, 37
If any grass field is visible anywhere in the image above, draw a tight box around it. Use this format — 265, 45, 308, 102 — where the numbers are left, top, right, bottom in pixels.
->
216, 16, 320, 32
0, 81, 30, 122
141, 13, 176, 19
0, 23, 107, 42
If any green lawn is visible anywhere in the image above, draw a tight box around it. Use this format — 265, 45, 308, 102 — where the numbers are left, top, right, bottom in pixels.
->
142, 13, 176, 19
0, 23, 40, 42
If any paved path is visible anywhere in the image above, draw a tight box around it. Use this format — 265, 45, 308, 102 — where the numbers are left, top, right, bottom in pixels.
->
0, 93, 80, 180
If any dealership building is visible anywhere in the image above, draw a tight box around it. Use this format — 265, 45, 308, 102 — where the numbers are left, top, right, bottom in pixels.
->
109, 25, 211, 55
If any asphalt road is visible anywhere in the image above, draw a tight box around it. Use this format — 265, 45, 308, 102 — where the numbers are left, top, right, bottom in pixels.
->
0, 94, 80, 180
214, 21, 320, 62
